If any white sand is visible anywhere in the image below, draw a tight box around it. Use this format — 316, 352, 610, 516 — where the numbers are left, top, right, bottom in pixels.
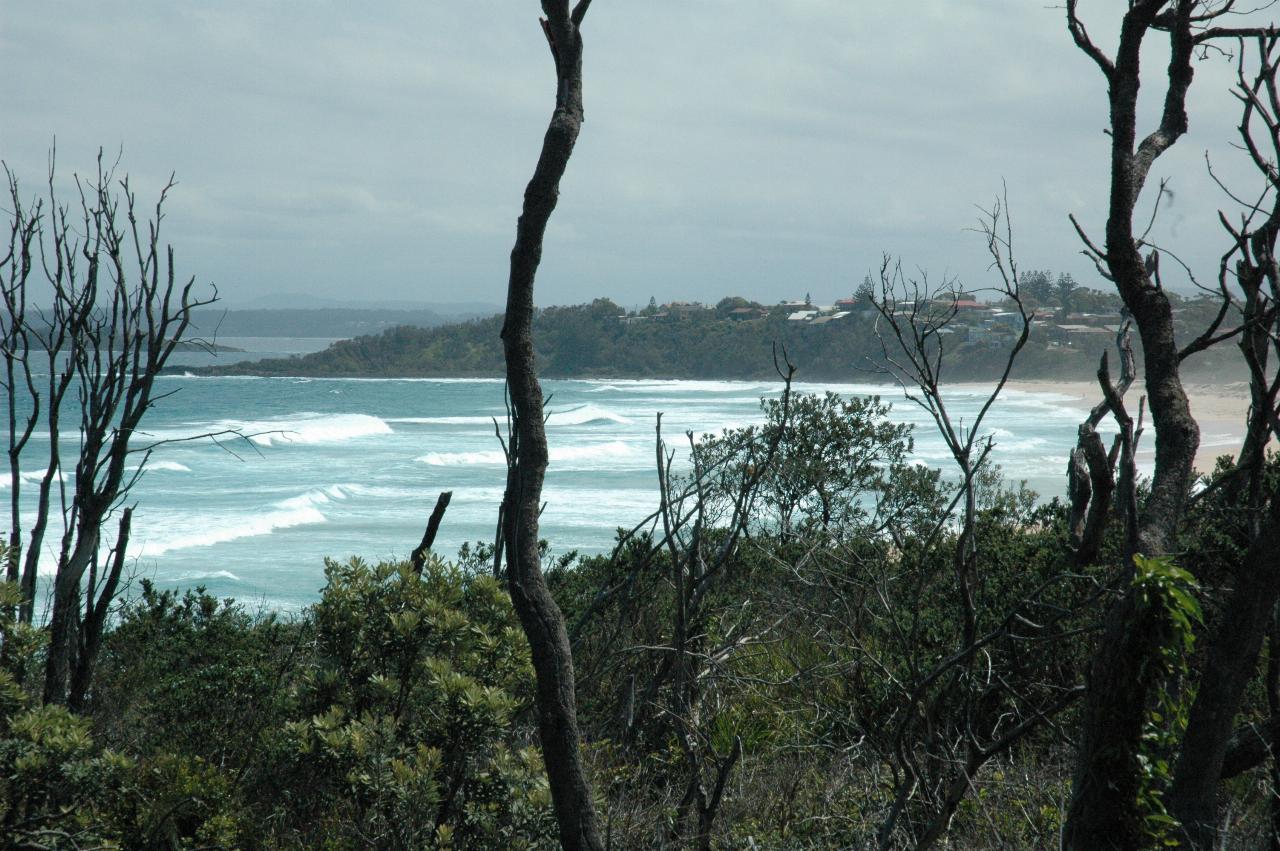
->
997, 379, 1252, 473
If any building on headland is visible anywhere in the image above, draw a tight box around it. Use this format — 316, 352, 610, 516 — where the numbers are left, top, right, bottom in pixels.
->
663, 301, 708, 320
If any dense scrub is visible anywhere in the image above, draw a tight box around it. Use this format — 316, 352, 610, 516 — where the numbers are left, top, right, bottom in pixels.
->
0, 393, 1276, 848
0, 560, 558, 849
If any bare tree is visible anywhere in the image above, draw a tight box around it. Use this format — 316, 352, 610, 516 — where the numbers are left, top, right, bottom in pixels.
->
862, 200, 1087, 849
0, 152, 217, 707
1067, 320, 1147, 571
1061, 3, 1280, 846
565, 360, 808, 848
1164, 32, 1280, 848
498, 2, 603, 849
650, 361, 794, 850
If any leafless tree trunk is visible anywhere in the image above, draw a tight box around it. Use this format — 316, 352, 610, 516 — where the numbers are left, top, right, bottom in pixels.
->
498, 3, 603, 849
1166, 33, 1280, 848
1062, 4, 1280, 846
567, 356, 795, 848
868, 199, 1087, 849
1067, 325, 1137, 566
410, 490, 451, 574
2, 152, 217, 706
1, 170, 41, 604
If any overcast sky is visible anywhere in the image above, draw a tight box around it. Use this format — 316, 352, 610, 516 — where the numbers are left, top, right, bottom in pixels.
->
0, 2, 1272, 308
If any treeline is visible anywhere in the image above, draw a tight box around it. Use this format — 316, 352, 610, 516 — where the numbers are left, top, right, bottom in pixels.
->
193, 292, 1238, 382
185, 308, 463, 339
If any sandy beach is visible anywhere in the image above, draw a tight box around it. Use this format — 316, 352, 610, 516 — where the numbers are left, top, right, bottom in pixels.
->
1000, 379, 1252, 473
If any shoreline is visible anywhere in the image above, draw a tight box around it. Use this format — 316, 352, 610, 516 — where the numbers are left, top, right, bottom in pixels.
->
993, 379, 1250, 473
177, 365, 1254, 474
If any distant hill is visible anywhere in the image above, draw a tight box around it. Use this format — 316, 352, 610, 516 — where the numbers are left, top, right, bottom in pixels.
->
191, 298, 1180, 382
187, 306, 500, 339
221, 294, 502, 315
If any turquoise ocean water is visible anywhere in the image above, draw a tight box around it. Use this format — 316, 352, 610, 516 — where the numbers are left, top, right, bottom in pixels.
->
3, 339, 1125, 611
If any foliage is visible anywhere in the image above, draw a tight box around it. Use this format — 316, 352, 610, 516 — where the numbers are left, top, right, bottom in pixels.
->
1130, 554, 1204, 845
275, 556, 555, 849
0, 395, 1270, 849
693, 392, 918, 538
0, 557, 557, 849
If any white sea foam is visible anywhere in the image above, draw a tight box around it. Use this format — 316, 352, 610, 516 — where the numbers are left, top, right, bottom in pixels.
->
125, 460, 192, 474
172, 570, 241, 582
417, 448, 507, 466
579, 379, 776, 394
177, 413, 395, 446
135, 413, 389, 447
136, 485, 353, 556
417, 440, 641, 467
388, 415, 502, 425
390, 404, 631, 428
0, 469, 68, 489
546, 404, 633, 426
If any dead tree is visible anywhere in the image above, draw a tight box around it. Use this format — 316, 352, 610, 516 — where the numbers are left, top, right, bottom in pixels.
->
564, 357, 796, 848
1165, 33, 1280, 848
2, 166, 85, 628
1, 169, 42, 610
1066, 324, 1140, 566
865, 199, 1086, 849
655, 360, 795, 850
1061, 3, 1280, 846
497, 3, 603, 849
0, 152, 217, 707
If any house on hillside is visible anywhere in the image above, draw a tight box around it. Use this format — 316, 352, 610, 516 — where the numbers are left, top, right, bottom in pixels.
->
1057, 324, 1112, 345
663, 301, 706, 320
930, 297, 984, 312
727, 307, 765, 321
808, 311, 853, 327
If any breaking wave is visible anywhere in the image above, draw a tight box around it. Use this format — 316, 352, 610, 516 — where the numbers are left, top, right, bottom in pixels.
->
417, 440, 641, 467
545, 404, 633, 426
231, 413, 393, 446
0, 469, 67, 489
136, 485, 357, 556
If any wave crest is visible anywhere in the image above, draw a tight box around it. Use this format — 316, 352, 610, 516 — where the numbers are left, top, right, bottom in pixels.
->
136, 485, 357, 556
238, 413, 393, 446
417, 440, 640, 467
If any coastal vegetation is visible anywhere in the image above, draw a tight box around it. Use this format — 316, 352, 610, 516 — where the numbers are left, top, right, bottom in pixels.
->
8, 2, 1280, 850
192, 287, 1238, 382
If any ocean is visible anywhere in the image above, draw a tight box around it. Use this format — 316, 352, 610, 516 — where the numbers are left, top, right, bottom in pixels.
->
3, 339, 1095, 612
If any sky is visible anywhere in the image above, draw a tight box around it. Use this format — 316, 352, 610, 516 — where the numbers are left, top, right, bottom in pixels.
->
1, 1, 1274, 309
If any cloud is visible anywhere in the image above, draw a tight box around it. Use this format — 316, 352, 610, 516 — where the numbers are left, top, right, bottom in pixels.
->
0, 1, 1272, 307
